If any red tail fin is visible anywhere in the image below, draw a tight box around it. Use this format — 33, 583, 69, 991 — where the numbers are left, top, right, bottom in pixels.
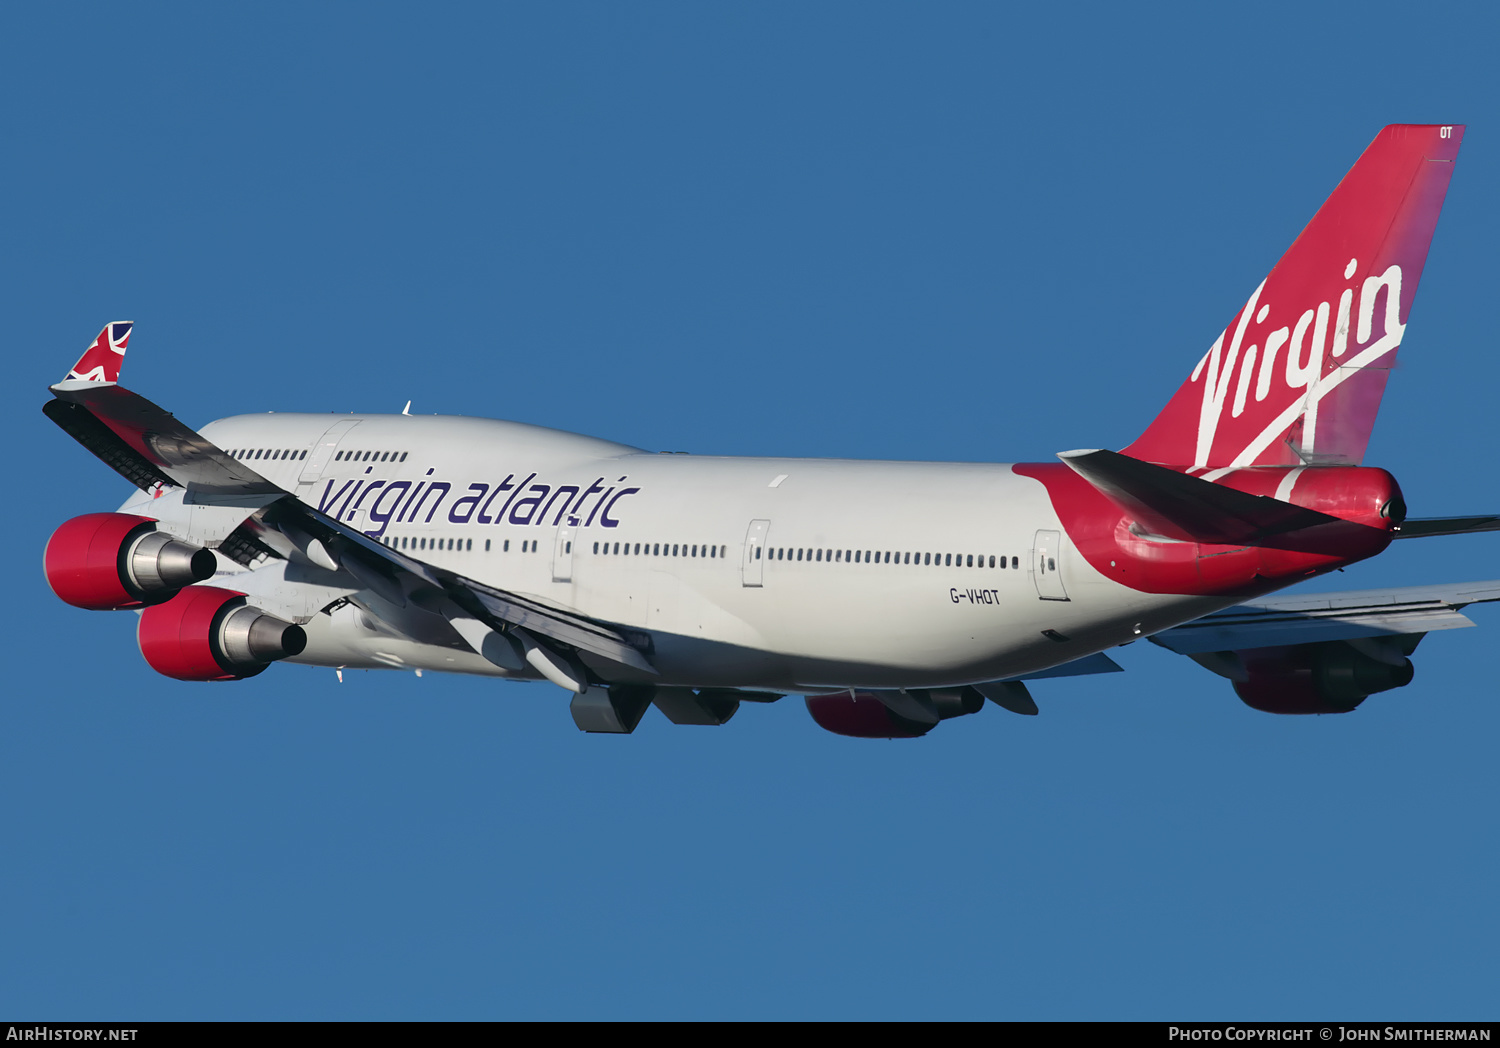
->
63, 322, 133, 385
1124, 125, 1463, 472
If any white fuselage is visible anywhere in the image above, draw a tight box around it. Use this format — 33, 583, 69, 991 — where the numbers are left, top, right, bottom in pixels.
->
121, 412, 1237, 691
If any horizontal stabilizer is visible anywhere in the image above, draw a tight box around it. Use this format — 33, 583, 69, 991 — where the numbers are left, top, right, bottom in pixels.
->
1393, 515, 1500, 539
1058, 448, 1340, 544
1150, 580, 1500, 654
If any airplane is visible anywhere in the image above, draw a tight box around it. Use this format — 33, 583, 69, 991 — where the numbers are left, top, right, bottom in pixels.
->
41, 123, 1500, 737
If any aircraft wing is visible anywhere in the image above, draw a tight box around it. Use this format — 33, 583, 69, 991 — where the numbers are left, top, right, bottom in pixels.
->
1149, 581, 1500, 654
46, 379, 658, 680
1148, 580, 1500, 711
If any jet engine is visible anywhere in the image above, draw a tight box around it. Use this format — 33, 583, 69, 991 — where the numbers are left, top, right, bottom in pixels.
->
1230, 641, 1416, 714
805, 688, 984, 738
137, 585, 307, 681
45, 513, 216, 610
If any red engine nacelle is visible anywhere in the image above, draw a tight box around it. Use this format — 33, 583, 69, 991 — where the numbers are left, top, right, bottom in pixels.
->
1232, 642, 1415, 715
137, 585, 307, 681
807, 693, 931, 737
805, 688, 984, 738
45, 513, 217, 610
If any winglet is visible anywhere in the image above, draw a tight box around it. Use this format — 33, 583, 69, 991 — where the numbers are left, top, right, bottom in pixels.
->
60, 322, 133, 386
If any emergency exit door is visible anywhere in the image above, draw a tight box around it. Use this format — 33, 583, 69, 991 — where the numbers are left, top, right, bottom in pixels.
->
1032, 529, 1069, 601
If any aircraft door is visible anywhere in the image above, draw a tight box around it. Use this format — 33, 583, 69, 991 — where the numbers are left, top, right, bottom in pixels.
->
1032, 529, 1069, 601
742, 519, 769, 587
552, 524, 577, 583
295, 419, 362, 498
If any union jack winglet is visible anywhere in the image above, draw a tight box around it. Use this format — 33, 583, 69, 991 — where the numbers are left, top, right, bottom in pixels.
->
64, 322, 133, 384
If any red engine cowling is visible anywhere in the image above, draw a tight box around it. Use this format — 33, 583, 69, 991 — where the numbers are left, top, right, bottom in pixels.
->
805, 688, 984, 738
1233, 642, 1415, 715
137, 586, 307, 681
45, 513, 217, 610
806, 693, 931, 737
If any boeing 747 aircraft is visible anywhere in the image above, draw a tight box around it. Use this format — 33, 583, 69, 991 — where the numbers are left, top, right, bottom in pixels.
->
43, 124, 1500, 736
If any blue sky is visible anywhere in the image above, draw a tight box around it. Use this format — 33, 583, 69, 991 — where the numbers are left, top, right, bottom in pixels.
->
3, 2, 1497, 1019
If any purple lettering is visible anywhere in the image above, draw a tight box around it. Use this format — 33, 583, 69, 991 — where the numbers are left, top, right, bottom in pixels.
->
493, 472, 536, 525
509, 483, 551, 526
367, 481, 411, 537
572, 477, 606, 525
599, 487, 640, 528
542, 485, 579, 526
477, 474, 515, 524
448, 483, 490, 524
316, 478, 359, 514
411, 482, 451, 523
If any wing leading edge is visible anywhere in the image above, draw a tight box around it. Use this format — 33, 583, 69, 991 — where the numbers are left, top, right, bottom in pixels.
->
45, 371, 658, 683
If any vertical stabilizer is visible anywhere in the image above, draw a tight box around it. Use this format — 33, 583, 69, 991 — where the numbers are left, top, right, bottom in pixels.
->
1124, 125, 1462, 472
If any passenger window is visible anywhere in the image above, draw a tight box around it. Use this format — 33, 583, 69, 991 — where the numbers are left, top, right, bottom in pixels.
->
503, 540, 510, 552
967, 554, 973, 567
485, 539, 491, 551
400, 452, 408, 462
468, 539, 474, 551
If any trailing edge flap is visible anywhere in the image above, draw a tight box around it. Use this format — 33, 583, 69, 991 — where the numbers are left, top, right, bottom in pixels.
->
47, 383, 283, 507
1057, 448, 1342, 545
1149, 580, 1500, 654
971, 681, 1039, 716
1393, 515, 1500, 539
46, 384, 656, 676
